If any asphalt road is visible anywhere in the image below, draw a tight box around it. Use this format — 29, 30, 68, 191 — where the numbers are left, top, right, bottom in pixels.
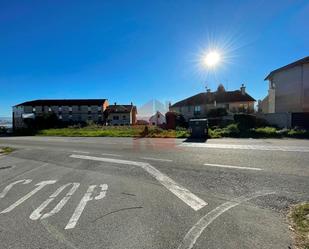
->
0, 136, 308, 249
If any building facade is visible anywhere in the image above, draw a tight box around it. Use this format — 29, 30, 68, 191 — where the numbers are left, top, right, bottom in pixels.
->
13, 99, 109, 129
106, 103, 137, 126
260, 56, 309, 113
149, 111, 166, 126
170, 84, 255, 121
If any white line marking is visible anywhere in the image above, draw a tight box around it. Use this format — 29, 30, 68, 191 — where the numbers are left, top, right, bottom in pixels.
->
140, 157, 173, 162
101, 153, 123, 157
177, 191, 275, 249
0, 180, 56, 214
179, 143, 309, 152
30, 183, 80, 220
65, 184, 107, 230
94, 184, 108, 200
72, 151, 90, 154
70, 154, 207, 211
203, 163, 262, 171
0, 179, 32, 199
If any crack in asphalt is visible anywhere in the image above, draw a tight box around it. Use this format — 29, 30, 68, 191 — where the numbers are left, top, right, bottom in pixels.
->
92, 206, 143, 222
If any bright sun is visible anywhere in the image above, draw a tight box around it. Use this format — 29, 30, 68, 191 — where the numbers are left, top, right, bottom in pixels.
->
203, 51, 221, 68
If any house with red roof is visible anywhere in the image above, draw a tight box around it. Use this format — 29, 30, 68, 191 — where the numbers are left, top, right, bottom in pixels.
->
106, 103, 137, 126
169, 84, 255, 121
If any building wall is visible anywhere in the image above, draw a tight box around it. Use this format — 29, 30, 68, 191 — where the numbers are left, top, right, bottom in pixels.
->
259, 96, 269, 113
303, 63, 309, 112
107, 112, 131, 126
257, 112, 292, 128
269, 64, 309, 113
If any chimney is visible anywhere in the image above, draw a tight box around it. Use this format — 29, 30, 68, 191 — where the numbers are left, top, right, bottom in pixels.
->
131, 102, 133, 106
240, 84, 246, 95
207, 88, 211, 93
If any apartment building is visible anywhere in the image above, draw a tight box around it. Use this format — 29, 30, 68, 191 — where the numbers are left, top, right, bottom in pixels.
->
13, 99, 109, 129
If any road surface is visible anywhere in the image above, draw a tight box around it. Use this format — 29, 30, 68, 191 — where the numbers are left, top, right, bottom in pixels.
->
0, 136, 308, 249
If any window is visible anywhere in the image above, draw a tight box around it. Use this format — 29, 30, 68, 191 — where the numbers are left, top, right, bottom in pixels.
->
194, 106, 201, 115
113, 116, 119, 120
98, 106, 101, 112
59, 115, 62, 120
58, 106, 62, 112
69, 106, 72, 112
48, 107, 52, 112
88, 115, 92, 120
32, 107, 36, 112
88, 106, 91, 114
122, 115, 126, 120
188, 106, 191, 112
78, 106, 81, 111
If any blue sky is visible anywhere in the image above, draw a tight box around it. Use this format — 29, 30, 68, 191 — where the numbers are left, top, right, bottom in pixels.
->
1, 0, 308, 117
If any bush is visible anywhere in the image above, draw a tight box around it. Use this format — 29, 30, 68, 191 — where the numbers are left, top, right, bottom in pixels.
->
234, 114, 256, 129
253, 127, 280, 138
175, 114, 188, 128
0, 127, 7, 135
224, 123, 240, 135
287, 129, 309, 139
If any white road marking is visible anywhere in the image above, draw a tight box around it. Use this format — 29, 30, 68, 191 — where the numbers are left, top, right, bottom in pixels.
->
177, 191, 275, 249
101, 153, 122, 157
0, 179, 32, 199
30, 183, 80, 220
65, 184, 109, 230
94, 184, 108, 200
72, 150, 90, 154
203, 163, 262, 171
179, 143, 309, 152
140, 157, 173, 162
70, 154, 207, 211
0, 180, 56, 214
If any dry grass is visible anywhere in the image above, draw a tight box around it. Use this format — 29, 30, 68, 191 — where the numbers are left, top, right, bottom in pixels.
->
0, 147, 14, 154
288, 203, 309, 249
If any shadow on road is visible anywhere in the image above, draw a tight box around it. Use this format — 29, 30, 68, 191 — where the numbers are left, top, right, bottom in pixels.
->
183, 137, 207, 143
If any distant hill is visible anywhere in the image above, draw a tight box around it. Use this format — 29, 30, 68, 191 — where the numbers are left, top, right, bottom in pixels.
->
0, 117, 12, 127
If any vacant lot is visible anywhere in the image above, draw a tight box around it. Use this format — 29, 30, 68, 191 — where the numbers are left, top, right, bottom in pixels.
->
37, 126, 189, 138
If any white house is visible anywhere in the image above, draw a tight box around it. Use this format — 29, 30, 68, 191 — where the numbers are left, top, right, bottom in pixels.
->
149, 111, 166, 126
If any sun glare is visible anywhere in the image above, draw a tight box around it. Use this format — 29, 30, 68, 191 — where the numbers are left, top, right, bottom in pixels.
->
203, 51, 221, 68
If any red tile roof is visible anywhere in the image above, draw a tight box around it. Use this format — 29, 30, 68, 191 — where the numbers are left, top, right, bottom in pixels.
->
107, 105, 136, 113
171, 90, 255, 108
